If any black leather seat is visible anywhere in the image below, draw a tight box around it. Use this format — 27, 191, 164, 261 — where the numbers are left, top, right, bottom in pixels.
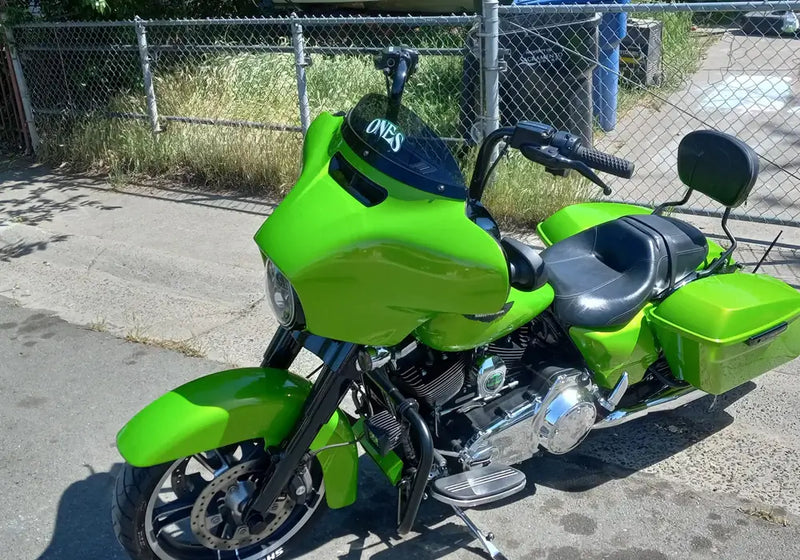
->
541, 214, 708, 328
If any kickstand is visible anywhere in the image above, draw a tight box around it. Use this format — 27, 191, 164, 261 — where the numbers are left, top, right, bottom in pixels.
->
451, 505, 509, 560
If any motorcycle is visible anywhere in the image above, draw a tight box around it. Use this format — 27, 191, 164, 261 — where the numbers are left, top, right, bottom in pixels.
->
111, 47, 800, 560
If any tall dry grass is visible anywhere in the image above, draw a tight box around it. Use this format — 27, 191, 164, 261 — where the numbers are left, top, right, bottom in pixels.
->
40, 50, 588, 222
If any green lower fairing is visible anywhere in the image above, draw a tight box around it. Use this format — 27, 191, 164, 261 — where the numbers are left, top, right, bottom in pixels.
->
116, 368, 358, 509
352, 418, 404, 485
569, 306, 659, 389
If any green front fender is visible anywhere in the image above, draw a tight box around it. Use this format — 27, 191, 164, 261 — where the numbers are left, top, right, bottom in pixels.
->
116, 367, 358, 509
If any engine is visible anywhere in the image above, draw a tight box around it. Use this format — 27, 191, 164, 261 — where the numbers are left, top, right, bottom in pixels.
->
391, 325, 533, 412
450, 365, 597, 467
392, 351, 467, 408
388, 321, 599, 468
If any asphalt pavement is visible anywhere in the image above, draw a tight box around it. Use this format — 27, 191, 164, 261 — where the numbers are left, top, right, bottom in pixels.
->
2, 297, 798, 560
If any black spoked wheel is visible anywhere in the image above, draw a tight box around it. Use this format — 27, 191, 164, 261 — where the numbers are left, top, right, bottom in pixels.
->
112, 440, 325, 560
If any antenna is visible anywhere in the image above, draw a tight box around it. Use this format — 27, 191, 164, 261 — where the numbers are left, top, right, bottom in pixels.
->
752, 230, 783, 274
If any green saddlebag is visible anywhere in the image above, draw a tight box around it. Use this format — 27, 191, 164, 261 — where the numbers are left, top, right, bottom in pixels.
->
649, 273, 800, 394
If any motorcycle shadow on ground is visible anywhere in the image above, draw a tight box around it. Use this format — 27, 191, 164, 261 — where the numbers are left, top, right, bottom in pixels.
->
291, 456, 487, 560
40, 457, 480, 560
37, 463, 127, 560
515, 382, 756, 496
293, 382, 757, 559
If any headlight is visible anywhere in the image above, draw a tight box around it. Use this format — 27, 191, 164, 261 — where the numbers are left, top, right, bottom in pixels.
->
265, 259, 303, 328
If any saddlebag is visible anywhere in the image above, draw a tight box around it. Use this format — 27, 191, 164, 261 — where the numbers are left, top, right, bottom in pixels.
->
648, 273, 800, 394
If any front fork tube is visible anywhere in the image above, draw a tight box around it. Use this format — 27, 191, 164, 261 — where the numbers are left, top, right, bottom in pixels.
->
259, 325, 303, 369
246, 327, 360, 529
252, 327, 434, 535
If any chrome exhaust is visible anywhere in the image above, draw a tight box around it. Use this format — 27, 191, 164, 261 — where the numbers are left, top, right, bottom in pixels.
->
592, 386, 706, 430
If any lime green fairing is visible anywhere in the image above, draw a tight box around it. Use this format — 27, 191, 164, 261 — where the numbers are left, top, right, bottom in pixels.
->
416, 284, 555, 351
649, 273, 800, 394
569, 306, 659, 389
116, 368, 358, 509
255, 112, 509, 347
536, 201, 727, 265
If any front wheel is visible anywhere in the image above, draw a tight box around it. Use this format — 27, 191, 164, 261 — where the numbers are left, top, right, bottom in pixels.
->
112, 440, 326, 560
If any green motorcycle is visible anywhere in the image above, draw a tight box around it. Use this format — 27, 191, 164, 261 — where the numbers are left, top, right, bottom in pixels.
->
112, 48, 800, 560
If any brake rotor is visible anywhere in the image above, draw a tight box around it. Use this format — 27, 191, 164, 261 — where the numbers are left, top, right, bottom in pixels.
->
189, 460, 296, 551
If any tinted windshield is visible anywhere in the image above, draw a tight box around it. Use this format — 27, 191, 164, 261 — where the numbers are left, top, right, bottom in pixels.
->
342, 94, 466, 200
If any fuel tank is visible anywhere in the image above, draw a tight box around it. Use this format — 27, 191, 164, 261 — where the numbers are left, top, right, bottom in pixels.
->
415, 284, 554, 351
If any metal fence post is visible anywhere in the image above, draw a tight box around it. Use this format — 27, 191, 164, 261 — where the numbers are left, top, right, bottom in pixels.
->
291, 15, 311, 134
481, 0, 501, 139
134, 16, 161, 134
4, 26, 40, 154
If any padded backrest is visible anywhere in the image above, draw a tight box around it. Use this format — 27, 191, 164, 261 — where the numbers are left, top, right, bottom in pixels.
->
677, 130, 759, 208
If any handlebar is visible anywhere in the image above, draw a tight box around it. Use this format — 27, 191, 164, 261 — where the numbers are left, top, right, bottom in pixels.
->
469, 122, 635, 201
572, 144, 634, 179
468, 126, 516, 200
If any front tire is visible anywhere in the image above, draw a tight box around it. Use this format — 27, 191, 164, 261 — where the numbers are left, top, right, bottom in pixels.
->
112, 441, 326, 560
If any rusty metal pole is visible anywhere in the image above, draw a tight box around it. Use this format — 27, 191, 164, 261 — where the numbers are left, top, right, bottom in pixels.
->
4, 26, 39, 154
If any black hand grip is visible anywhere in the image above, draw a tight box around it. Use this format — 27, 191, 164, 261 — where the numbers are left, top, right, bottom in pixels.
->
573, 145, 635, 179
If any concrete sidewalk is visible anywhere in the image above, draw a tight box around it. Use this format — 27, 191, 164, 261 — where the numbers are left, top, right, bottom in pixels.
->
2, 158, 800, 557
0, 159, 282, 368
597, 31, 800, 224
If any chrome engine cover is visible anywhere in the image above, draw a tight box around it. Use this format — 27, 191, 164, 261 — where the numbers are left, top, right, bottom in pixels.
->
535, 379, 597, 454
461, 369, 597, 466
470, 354, 507, 399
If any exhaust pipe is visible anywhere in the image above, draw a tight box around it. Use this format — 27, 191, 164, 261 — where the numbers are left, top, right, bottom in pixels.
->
593, 386, 706, 430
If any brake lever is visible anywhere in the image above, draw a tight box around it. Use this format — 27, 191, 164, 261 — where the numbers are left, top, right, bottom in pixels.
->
520, 145, 612, 195
572, 160, 612, 196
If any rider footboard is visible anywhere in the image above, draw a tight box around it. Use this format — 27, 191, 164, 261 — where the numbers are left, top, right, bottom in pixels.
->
649, 273, 800, 394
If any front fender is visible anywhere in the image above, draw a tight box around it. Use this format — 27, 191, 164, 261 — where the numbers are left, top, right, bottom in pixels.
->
116, 367, 358, 509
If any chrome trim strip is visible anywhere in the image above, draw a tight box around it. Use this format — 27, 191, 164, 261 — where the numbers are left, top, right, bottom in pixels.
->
444, 470, 518, 492
593, 387, 706, 429
431, 480, 526, 508
597, 371, 629, 412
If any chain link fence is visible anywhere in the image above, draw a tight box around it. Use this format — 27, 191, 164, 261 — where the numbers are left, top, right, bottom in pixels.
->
492, 2, 800, 225
5, 2, 800, 224
8, 14, 477, 192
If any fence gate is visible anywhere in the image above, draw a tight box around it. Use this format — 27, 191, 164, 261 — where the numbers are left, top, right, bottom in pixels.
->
0, 41, 28, 152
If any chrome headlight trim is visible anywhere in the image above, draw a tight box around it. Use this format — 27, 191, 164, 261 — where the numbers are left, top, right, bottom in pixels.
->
265, 258, 303, 328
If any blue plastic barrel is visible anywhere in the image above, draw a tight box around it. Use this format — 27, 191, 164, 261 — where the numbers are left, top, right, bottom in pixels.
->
594, 1, 629, 131
513, 0, 629, 132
